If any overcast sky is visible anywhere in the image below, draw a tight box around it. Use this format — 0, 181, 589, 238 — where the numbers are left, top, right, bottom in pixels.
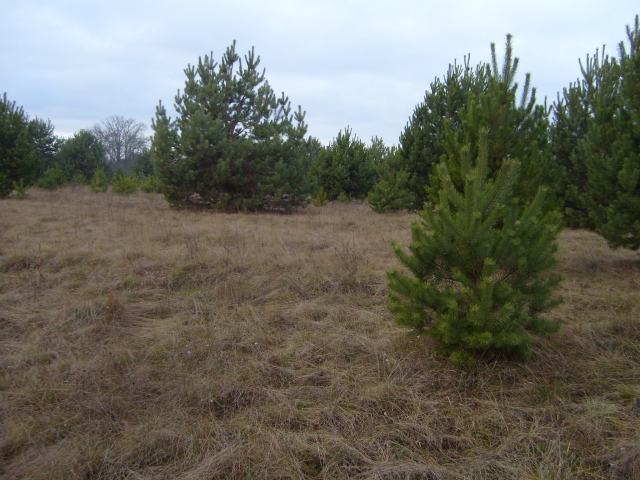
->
1, 1, 638, 146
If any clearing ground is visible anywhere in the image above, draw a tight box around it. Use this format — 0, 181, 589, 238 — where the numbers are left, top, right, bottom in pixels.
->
1, 188, 639, 479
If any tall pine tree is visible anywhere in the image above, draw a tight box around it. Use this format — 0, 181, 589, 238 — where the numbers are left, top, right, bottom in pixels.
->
151, 41, 312, 212
581, 16, 640, 249
390, 56, 489, 209
551, 47, 620, 230
433, 35, 554, 209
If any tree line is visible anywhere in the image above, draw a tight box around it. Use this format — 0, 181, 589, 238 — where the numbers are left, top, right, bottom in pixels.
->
0, 108, 153, 197
3, 17, 637, 246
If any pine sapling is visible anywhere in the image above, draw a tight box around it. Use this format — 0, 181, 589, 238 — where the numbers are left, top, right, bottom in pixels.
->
89, 166, 109, 193
387, 129, 563, 363
11, 179, 29, 199
111, 174, 139, 195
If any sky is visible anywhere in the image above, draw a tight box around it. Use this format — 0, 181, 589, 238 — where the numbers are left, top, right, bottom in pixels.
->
1, 1, 638, 147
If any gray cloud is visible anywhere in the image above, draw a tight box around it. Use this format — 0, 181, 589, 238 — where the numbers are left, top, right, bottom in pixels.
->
1, 0, 638, 146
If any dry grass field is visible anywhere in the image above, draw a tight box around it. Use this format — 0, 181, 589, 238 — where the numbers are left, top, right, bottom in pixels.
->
1, 187, 639, 480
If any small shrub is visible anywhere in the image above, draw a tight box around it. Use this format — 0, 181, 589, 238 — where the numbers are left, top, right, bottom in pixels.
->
334, 239, 365, 277
311, 187, 329, 206
139, 175, 162, 193
69, 173, 86, 186
368, 170, 416, 213
11, 179, 29, 199
336, 192, 351, 203
111, 175, 138, 195
37, 167, 66, 190
89, 166, 109, 193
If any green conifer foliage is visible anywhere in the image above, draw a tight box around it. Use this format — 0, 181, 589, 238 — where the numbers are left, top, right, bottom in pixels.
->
394, 56, 489, 209
550, 49, 616, 229
37, 167, 66, 190
139, 175, 162, 194
435, 36, 554, 208
89, 166, 109, 193
131, 148, 154, 177
0, 93, 38, 197
368, 151, 416, 212
151, 42, 311, 212
367, 170, 415, 213
388, 130, 563, 362
308, 128, 378, 201
112, 166, 126, 182
55, 130, 108, 183
11, 179, 29, 199
582, 16, 640, 249
111, 174, 138, 195
311, 187, 329, 206
29, 118, 61, 176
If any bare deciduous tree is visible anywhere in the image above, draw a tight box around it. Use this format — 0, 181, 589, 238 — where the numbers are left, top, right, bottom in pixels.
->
93, 116, 149, 172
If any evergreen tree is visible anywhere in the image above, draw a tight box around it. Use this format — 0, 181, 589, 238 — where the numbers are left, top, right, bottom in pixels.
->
551, 48, 619, 229
368, 136, 390, 166
388, 130, 563, 362
29, 118, 62, 176
308, 127, 378, 201
300, 136, 322, 174
112, 166, 127, 182
550, 82, 590, 228
89, 166, 110, 193
55, 130, 108, 183
0, 93, 38, 197
11, 178, 29, 199
37, 167, 66, 190
434, 35, 554, 208
111, 173, 138, 195
139, 174, 162, 193
131, 147, 154, 177
151, 41, 312, 212
29, 118, 61, 175
368, 149, 416, 212
392, 56, 489, 209
131, 147, 160, 192
581, 16, 640, 249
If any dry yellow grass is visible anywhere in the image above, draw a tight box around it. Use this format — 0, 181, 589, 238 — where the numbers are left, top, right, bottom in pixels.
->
1, 187, 639, 479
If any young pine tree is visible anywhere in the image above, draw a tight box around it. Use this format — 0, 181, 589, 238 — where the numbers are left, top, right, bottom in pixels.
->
89, 166, 109, 193
308, 127, 378, 201
549, 48, 618, 229
37, 167, 66, 190
0, 93, 38, 197
434, 35, 554, 209
368, 150, 416, 212
111, 173, 138, 195
392, 56, 489, 209
581, 16, 640, 249
151, 41, 312, 212
387, 130, 563, 363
